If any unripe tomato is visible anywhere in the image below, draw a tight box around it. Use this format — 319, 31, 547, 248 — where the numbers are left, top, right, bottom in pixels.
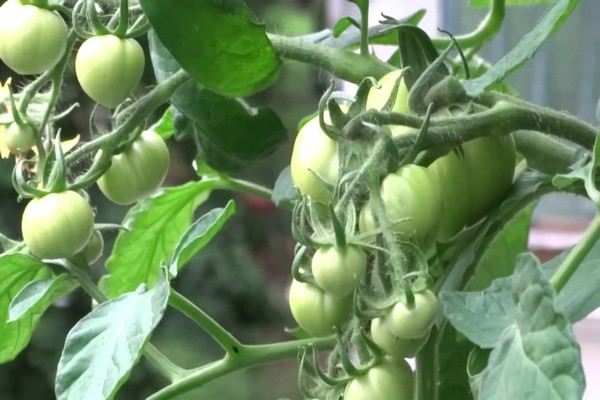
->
344, 356, 414, 400
359, 164, 442, 251
75, 35, 145, 108
366, 70, 410, 114
22, 191, 94, 259
2, 122, 35, 154
0, 0, 67, 75
290, 113, 338, 204
371, 317, 430, 359
387, 290, 438, 340
96, 130, 170, 205
288, 279, 351, 337
81, 231, 104, 264
312, 245, 367, 297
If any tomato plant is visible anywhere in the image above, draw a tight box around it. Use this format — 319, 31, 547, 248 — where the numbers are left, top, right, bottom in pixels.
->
370, 317, 430, 359
0, 0, 67, 75
344, 356, 414, 400
21, 191, 94, 259
75, 34, 145, 108
387, 290, 438, 340
311, 244, 367, 297
81, 231, 104, 264
96, 130, 170, 205
2, 122, 35, 154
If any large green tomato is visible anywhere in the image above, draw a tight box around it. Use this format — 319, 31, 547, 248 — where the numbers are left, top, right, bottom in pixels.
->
0, 0, 67, 75
359, 164, 442, 251
2, 122, 35, 154
344, 356, 414, 400
75, 35, 145, 108
288, 279, 351, 337
81, 231, 104, 264
371, 317, 430, 359
387, 290, 438, 340
22, 191, 94, 259
312, 245, 367, 297
96, 130, 170, 205
290, 113, 338, 204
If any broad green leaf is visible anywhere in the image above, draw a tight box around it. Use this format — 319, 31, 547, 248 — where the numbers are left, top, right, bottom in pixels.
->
149, 31, 288, 173
100, 182, 212, 298
396, 25, 447, 90
441, 278, 515, 349
462, 0, 580, 97
150, 107, 174, 140
272, 166, 297, 206
470, 0, 552, 6
169, 200, 236, 277
332, 17, 359, 38
8, 273, 78, 322
0, 253, 51, 363
140, 0, 280, 97
55, 272, 170, 400
478, 254, 584, 400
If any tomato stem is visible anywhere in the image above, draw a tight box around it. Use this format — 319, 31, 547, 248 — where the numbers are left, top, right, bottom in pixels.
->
168, 289, 243, 354
550, 214, 600, 293
415, 327, 439, 400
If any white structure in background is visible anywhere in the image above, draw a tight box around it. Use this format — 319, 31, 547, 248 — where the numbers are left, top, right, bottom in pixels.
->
326, 1, 598, 398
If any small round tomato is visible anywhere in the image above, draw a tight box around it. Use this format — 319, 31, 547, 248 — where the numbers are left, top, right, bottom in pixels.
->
387, 290, 438, 340
0, 0, 67, 75
96, 130, 170, 205
75, 35, 145, 108
312, 245, 367, 297
81, 231, 104, 264
359, 164, 442, 251
21, 191, 94, 259
370, 317, 430, 359
2, 122, 35, 154
344, 356, 414, 400
288, 279, 351, 337
290, 113, 338, 204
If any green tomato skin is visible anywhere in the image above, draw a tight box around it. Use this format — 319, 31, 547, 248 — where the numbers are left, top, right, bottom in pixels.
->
2, 122, 35, 154
366, 69, 410, 114
96, 130, 170, 205
0, 0, 67, 75
288, 279, 351, 337
371, 317, 430, 359
75, 35, 145, 108
290, 113, 338, 204
359, 164, 442, 251
312, 245, 367, 298
22, 191, 94, 259
81, 231, 104, 264
344, 356, 414, 400
388, 290, 438, 340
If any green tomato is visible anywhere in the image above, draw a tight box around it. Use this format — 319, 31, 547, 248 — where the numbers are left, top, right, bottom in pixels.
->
22, 191, 94, 259
387, 290, 438, 340
290, 113, 338, 204
366, 70, 410, 114
0, 0, 67, 75
344, 356, 414, 400
359, 164, 442, 251
371, 317, 430, 359
312, 245, 367, 297
75, 35, 145, 108
2, 122, 35, 154
81, 231, 104, 264
96, 130, 170, 205
288, 279, 351, 337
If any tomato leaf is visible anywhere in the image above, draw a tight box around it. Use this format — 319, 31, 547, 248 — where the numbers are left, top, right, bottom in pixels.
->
332, 17, 360, 38
140, 0, 280, 97
8, 273, 77, 322
149, 31, 288, 172
169, 200, 236, 277
0, 253, 52, 363
462, 0, 580, 96
150, 107, 174, 140
478, 254, 584, 400
470, 0, 552, 6
100, 181, 213, 299
55, 271, 169, 400
272, 167, 298, 206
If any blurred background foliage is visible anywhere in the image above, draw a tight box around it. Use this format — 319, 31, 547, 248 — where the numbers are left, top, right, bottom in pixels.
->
0, 0, 598, 399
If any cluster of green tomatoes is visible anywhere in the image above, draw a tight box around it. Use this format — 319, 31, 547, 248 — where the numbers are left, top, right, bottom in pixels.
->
0, 0, 169, 262
288, 70, 516, 399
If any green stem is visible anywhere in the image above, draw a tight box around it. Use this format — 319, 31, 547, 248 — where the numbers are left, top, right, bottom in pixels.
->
513, 130, 580, 175
416, 328, 439, 400
550, 214, 600, 293
114, 0, 129, 37
169, 289, 242, 354
268, 34, 394, 84
64, 261, 188, 382
356, 0, 370, 57
147, 336, 335, 400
